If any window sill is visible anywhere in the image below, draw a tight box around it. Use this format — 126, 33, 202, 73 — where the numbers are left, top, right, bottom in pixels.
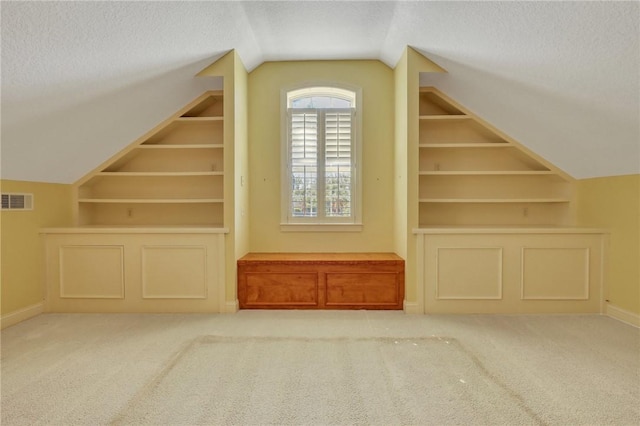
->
280, 223, 363, 233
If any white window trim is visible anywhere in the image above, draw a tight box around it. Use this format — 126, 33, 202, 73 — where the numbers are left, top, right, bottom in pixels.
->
280, 81, 363, 231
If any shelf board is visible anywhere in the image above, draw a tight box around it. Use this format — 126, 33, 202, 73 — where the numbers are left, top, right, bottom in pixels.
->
41, 226, 230, 234
78, 198, 224, 204
97, 172, 223, 177
419, 198, 571, 203
419, 170, 554, 176
412, 226, 608, 235
137, 144, 224, 149
419, 143, 510, 148
419, 115, 471, 120
174, 117, 223, 122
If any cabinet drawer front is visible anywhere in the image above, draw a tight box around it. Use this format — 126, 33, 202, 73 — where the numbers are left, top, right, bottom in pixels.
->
325, 273, 400, 307
244, 273, 318, 307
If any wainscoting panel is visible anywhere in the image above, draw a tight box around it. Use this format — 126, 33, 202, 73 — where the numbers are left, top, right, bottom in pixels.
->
416, 229, 605, 314
59, 245, 125, 298
436, 248, 503, 300
142, 246, 208, 299
521, 248, 589, 300
42, 229, 226, 313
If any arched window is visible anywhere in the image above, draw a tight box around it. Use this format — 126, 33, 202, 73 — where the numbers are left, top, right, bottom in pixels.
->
282, 85, 361, 228
288, 87, 355, 109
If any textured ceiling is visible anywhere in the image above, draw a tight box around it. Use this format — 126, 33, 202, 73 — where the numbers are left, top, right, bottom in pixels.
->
1, 1, 638, 183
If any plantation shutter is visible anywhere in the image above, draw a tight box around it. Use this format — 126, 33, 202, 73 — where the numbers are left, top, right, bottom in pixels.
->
286, 99, 356, 223
289, 110, 319, 217
324, 110, 354, 217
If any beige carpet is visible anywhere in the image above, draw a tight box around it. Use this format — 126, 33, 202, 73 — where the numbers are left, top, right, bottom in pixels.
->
112, 336, 538, 425
1, 311, 639, 425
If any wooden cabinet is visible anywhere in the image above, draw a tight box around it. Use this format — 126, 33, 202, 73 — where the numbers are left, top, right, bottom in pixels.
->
76, 91, 224, 227
418, 88, 573, 227
237, 253, 405, 310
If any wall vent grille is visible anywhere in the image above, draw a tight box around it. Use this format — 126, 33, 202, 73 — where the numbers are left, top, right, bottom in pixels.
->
1, 193, 34, 210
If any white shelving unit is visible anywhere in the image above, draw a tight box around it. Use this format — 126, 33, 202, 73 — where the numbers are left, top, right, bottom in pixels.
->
412, 88, 604, 316
76, 91, 225, 227
417, 88, 573, 227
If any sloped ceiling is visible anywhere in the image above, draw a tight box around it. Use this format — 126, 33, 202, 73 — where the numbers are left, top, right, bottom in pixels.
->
1, 1, 638, 183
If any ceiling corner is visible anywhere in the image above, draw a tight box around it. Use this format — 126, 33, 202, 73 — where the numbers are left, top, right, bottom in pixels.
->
195, 50, 235, 77
407, 47, 447, 73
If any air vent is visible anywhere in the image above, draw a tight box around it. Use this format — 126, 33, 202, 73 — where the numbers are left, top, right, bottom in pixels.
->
1, 193, 34, 210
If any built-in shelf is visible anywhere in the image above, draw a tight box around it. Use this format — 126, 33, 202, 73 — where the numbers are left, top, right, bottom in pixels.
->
417, 87, 574, 227
419, 198, 571, 203
412, 226, 607, 234
419, 115, 471, 120
96, 171, 223, 177
419, 171, 555, 176
75, 91, 225, 226
174, 116, 223, 122
419, 143, 510, 148
78, 198, 224, 204
137, 144, 224, 149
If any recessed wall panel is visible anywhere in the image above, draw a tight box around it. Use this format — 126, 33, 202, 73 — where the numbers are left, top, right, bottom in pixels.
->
436, 248, 503, 300
142, 246, 207, 299
522, 248, 589, 300
59, 245, 125, 298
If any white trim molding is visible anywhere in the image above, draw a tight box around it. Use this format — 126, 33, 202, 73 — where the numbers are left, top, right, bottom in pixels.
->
280, 81, 363, 229
1, 302, 44, 329
606, 304, 640, 328
280, 223, 363, 232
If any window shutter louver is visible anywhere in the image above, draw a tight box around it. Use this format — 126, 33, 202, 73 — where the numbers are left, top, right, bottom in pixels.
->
290, 111, 319, 217
324, 110, 353, 217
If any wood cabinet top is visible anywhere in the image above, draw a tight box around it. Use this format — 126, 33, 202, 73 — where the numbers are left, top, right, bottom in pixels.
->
238, 252, 404, 264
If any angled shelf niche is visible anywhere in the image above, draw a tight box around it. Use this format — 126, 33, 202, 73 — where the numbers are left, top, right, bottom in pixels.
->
418, 88, 574, 227
76, 91, 225, 227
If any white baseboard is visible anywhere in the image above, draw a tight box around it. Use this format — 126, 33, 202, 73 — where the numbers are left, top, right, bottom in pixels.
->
403, 300, 422, 314
222, 300, 239, 313
606, 304, 640, 328
1, 302, 44, 330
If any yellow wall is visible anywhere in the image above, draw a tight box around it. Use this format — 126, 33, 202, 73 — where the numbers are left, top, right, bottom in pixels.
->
1, 180, 73, 315
248, 60, 396, 252
577, 174, 640, 315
